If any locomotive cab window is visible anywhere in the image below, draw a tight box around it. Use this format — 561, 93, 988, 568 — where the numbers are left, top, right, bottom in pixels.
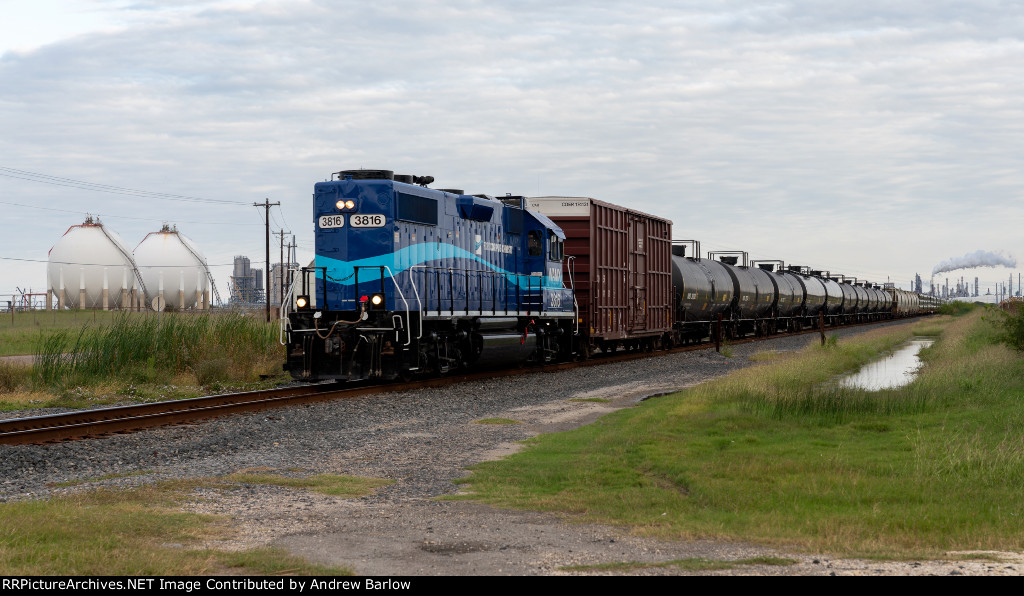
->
528, 230, 542, 257
548, 234, 563, 261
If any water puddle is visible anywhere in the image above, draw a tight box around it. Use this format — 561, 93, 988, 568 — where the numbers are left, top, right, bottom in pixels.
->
838, 338, 935, 391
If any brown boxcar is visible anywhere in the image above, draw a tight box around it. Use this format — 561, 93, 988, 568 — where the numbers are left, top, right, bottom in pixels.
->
527, 196, 673, 353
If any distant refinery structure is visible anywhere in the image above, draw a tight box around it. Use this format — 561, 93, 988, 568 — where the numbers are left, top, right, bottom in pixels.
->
229, 255, 265, 306
921, 272, 1022, 303
229, 235, 298, 309
44, 217, 219, 311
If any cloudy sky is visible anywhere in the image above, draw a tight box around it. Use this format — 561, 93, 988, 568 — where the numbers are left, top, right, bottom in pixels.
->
1, 0, 1022, 302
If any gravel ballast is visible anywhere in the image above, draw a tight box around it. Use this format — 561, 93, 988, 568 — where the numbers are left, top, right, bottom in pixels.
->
2, 320, 1021, 575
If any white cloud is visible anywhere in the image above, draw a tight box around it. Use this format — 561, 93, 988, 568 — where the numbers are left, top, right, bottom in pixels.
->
1, 0, 1022, 297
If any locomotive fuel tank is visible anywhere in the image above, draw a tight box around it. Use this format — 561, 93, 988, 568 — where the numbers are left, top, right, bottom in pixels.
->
469, 318, 538, 367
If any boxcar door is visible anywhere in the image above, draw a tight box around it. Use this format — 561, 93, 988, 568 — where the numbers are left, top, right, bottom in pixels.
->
629, 218, 647, 331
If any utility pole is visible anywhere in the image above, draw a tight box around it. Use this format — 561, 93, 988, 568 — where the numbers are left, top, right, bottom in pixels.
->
254, 199, 280, 322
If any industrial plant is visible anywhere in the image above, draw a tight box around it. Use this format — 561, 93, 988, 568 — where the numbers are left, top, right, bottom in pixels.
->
0, 216, 304, 315
36, 216, 222, 312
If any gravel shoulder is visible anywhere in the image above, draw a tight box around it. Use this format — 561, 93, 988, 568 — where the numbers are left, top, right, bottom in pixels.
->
3, 320, 1022, 576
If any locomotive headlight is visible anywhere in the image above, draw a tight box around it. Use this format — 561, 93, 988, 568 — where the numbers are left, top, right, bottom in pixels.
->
296, 295, 309, 309
369, 292, 385, 309
336, 200, 356, 211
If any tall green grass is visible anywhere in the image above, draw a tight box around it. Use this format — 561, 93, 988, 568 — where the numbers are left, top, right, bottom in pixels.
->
34, 312, 281, 390
938, 301, 979, 317
719, 323, 932, 424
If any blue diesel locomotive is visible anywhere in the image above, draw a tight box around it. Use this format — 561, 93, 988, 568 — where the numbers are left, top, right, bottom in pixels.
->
284, 169, 577, 381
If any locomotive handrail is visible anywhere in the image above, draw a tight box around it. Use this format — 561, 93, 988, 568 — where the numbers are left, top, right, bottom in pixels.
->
280, 266, 323, 344
567, 255, 579, 334
410, 265, 547, 318
279, 271, 297, 345
406, 265, 426, 341
351, 265, 414, 347
383, 265, 413, 346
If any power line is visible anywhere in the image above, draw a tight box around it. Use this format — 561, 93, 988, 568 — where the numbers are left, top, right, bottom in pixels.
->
268, 209, 284, 232
0, 166, 249, 205
0, 199, 263, 225
275, 203, 293, 233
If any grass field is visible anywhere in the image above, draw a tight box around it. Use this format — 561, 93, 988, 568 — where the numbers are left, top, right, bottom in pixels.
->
0, 309, 286, 410
0, 309, 124, 356
0, 473, 395, 575
458, 308, 1024, 559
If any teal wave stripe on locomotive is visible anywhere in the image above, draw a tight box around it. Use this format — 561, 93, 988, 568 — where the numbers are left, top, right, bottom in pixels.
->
315, 244, 561, 290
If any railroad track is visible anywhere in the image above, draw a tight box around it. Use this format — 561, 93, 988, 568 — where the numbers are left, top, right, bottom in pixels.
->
0, 317, 912, 445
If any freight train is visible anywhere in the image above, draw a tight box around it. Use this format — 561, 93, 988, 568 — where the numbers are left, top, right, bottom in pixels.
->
283, 169, 940, 382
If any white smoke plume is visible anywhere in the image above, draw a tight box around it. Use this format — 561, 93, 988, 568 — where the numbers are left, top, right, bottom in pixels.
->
932, 250, 1017, 276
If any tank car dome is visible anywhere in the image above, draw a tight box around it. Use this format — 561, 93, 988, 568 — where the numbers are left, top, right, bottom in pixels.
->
46, 216, 140, 309
133, 224, 210, 310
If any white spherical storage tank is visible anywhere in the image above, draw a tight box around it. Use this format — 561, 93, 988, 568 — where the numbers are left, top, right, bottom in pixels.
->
47, 216, 141, 310
133, 224, 211, 311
